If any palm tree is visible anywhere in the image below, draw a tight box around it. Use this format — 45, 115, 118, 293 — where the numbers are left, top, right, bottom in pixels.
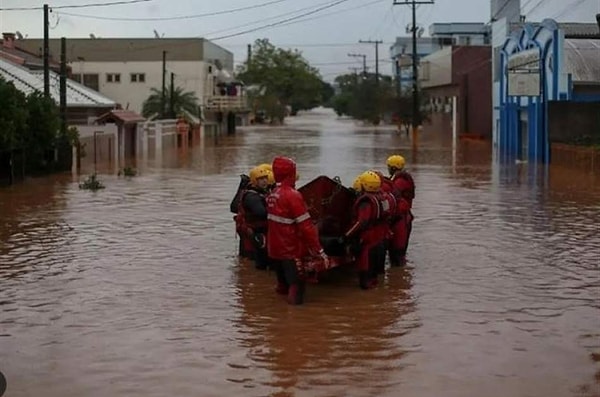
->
142, 86, 199, 119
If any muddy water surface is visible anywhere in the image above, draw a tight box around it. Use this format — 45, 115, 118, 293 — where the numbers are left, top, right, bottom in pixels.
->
1, 109, 599, 397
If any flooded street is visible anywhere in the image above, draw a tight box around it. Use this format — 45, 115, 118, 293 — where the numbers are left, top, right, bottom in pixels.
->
1, 108, 599, 397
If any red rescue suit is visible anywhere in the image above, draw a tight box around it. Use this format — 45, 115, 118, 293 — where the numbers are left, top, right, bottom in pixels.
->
346, 192, 387, 289
389, 170, 416, 264
266, 156, 324, 304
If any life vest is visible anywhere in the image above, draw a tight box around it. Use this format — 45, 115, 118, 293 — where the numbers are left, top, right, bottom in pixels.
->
235, 189, 268, 236
391, 171, 415, 203
353, 193, 382, 223
377, 190, 396, 222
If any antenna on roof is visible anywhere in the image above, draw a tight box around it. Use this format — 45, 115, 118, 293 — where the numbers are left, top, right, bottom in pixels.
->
153, 29, 164, 39
16, 31, 24, 40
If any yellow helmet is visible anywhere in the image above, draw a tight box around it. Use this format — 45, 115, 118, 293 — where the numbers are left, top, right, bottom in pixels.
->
352, 175, 362, 191
258, 163, 273, 172
386, 155, 406, 170
266, 169, 275, 186
249, 166, 270, 186
359, 170, 381, 193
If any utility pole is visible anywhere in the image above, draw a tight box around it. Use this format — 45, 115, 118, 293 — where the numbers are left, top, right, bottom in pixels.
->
43, 4, 50, 98
169, 72, 175, 119
348, 53, 367, 77
359, 39, 383, 84
393, 0, 434, 138
161, 50, 166, 118
60, 37, 67, 135
247, 44, 252, 65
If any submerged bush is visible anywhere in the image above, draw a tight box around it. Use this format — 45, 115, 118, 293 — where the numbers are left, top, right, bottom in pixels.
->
79, 174, 105, 191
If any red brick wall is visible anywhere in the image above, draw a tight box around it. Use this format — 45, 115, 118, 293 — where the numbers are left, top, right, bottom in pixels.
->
453, 46, 492, 138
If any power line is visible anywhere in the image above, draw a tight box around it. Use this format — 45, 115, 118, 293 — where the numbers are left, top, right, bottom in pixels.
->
491, 0, 512, 21
55, 0, 292, 21
199, 0, 342, 38
0, 0, 151, 11
248, 0, 386, 34
527, 0, 547, 16
206, 0, 354, 41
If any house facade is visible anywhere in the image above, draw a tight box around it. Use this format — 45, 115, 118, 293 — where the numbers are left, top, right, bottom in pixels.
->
17, 38, 238, 116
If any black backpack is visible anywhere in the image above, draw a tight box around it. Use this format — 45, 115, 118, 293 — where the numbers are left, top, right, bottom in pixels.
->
229, 174, 251, 214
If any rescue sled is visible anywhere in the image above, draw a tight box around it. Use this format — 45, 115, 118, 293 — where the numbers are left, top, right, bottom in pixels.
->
297, 175, 356, 276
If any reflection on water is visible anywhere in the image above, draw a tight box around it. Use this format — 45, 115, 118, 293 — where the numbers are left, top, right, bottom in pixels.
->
1, 108, 599, 397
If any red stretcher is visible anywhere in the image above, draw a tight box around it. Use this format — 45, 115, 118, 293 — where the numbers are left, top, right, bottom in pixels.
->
297, 176, 357, 279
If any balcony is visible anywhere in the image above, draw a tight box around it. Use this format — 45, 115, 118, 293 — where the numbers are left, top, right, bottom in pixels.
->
204, 95, 249, 112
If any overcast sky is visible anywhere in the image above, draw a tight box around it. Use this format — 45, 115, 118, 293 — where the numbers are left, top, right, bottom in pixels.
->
1, 0, 598, 80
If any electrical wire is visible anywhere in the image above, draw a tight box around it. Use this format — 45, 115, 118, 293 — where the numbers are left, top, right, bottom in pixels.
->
209, 0, 386, 40
197, 0, 343, 38
550, 0, 589, 20
55, 0, 292, 21
0, 0, 151, 11
206, 0, 354, 41
491, 0, 513, 20
527, 0, 547, 16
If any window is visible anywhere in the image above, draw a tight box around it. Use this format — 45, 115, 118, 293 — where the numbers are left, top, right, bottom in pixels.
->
130, 73, 145, 83
71, 73, 99, 90
106, 73, 121, 83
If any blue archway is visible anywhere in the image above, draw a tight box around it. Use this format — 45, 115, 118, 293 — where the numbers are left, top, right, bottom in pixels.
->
498, 19, 563, 163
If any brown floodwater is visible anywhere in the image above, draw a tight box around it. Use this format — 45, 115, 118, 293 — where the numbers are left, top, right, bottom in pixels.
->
1, 108, 599, 397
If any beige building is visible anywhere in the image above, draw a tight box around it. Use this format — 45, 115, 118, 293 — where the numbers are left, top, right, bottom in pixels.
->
18, 38, 236, 116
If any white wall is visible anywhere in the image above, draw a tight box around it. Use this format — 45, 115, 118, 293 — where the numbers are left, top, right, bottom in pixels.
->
69, 60, 215, 114
420, 47, 452, 88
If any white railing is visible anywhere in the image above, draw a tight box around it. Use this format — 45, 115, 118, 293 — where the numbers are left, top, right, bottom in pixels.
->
204, 95, 248, 110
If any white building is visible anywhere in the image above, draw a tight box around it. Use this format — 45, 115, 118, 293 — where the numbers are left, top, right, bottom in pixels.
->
390, 22, 490, 93
18, 38, 235, 116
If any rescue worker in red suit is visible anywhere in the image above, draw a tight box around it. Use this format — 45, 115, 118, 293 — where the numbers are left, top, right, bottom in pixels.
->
386, 155, 415, 266
370, 170, 397, 275
266, 156, 329, 305
344, 171, 387, 290
236, 165, 272, 270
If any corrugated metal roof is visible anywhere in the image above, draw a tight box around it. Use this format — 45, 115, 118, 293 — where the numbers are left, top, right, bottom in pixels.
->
509, 22, 600, 38
564, 39, 600, 83
0, 58, 116, 107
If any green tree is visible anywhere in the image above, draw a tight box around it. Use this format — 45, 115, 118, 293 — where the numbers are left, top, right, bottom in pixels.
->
330, 73, 428, 126
24, 92, 60, 173
0, 78, 28, 151
142, 86, 199, 119
236, 39, 326, 122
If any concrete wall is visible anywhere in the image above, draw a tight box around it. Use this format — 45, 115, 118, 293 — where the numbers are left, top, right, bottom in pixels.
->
69, 60, 214, 114
420, 47, 452, 88
548, 101, 600, 144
